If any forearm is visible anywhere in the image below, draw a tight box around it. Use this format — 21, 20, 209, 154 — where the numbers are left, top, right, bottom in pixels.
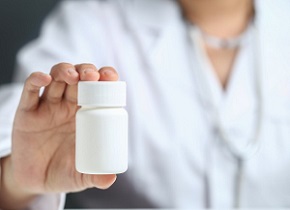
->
0, 156, 38, 210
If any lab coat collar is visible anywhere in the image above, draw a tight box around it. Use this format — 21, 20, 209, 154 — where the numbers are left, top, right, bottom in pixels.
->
122, 0, 180, 31
120, 0, 185, 55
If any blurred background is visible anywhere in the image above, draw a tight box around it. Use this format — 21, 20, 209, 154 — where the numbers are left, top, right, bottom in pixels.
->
0, 0, 59, 85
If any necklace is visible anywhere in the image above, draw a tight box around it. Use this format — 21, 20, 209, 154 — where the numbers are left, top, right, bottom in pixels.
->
197, 25, 252, 49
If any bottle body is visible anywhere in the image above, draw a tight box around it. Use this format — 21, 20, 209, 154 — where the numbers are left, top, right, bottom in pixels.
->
76, 107, 128, 174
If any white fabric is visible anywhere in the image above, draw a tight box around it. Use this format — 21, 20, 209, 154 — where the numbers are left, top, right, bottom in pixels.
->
188, 22, 258, 206
0, 84, 22, 157
1, 0, 290, 208
23, 193, 65, 210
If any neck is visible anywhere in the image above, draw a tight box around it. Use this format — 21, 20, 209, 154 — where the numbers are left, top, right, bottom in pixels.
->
179, 0, 254, 38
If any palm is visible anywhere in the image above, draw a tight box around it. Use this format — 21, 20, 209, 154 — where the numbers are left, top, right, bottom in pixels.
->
12, 99, 82, 193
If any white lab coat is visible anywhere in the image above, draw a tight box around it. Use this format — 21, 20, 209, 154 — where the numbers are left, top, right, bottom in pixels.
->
1, 0, 290, 208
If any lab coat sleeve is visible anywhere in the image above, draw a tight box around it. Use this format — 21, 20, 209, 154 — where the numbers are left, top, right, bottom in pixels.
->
0, 1, 111, 209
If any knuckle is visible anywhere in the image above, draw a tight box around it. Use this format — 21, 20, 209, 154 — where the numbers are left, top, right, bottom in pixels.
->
29, 72, 39, 78
26, 84, 39, 93
77, 63, 97, 71
47, 95, 62, 103
25, 73, 40, 93
51, 63, 75, 81
51, 63, 74, 73
27, 72, 40, 81
81, 174, 93, 188
100, 66, 117, 73
52, 62, 74, 70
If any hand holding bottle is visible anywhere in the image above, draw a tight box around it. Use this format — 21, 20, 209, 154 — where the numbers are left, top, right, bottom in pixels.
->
0, 63, 119, 209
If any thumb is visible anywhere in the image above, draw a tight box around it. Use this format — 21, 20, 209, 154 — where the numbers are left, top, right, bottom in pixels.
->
81, 174, 117, 189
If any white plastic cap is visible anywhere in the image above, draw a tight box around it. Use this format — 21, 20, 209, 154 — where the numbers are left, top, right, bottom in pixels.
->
78, 81, 126, 107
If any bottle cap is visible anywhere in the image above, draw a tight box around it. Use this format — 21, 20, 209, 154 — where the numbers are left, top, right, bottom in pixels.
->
78, 81, 126, 107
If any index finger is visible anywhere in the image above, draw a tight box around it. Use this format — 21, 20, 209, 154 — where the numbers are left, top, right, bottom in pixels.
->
19, 72, 51, 111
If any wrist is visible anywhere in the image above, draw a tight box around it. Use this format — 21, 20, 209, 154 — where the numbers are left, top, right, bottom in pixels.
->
0, 155, 38, 209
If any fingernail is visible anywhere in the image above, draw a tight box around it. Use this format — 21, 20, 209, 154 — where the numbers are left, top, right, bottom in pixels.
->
68, 69, 78, 76
83, 68, 96, 74
31, 73, 49, 86
102, 69, 114, 76
31, 76, 43, 86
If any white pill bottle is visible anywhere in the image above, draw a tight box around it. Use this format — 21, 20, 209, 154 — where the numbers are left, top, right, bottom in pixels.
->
76, 81, 128, 174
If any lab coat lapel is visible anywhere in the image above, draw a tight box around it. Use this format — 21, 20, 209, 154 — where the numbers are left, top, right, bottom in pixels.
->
255, 0, 290, 119
124, 0, 196, 91
148, 17, 191, 85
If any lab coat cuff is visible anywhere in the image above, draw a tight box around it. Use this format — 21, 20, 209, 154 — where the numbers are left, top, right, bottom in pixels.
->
26, 193, 66, 210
